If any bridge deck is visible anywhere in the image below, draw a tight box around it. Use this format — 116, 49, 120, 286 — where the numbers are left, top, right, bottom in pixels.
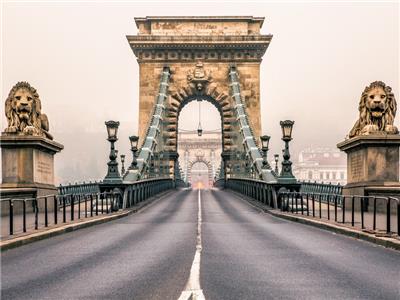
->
1, 189, 399, 299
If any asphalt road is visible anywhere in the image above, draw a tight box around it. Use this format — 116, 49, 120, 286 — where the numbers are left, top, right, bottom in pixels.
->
2, 188, 400, 300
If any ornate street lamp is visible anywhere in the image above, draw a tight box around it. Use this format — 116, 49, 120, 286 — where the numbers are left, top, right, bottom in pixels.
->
120, 154, 126, 175
260, 135, 271, 169
129, 135, 139, 170
104, 120, 122, 183
274, 153, 279, 174
278, 120, 296, 183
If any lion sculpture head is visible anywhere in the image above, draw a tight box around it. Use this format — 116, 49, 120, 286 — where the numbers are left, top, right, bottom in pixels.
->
4, 82, 53, 140
349, 81, 398, 138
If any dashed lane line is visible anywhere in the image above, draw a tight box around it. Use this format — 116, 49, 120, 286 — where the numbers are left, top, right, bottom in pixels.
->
177, 189, 206, 300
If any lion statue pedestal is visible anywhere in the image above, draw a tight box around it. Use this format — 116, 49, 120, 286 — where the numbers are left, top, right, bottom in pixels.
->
337, 81, 400, 201
338, 134, 400, 198
0, 82, 63, 215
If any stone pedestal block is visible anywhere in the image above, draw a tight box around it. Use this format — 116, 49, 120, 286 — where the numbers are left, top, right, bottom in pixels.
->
0, 136, 63, 213
337, 134, 400, 198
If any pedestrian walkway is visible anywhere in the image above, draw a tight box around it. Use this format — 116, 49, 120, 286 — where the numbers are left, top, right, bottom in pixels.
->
1, 201, 113, 240
288, 200, 398, 235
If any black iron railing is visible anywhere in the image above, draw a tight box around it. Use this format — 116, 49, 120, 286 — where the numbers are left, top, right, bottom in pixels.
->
225, 178, 278, 208
2, 192, 116, 236
2, 178, 174, 237
58, 181, 101, 196
300, 181, 343, 196
280, 192, 399, 235
123, 178, 174, 209
220, 177, 399, 236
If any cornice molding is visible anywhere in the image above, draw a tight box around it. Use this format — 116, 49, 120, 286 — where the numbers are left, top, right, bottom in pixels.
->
127, 35, 271, 62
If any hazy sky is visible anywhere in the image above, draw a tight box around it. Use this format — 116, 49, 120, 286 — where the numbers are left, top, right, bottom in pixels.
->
1, 1, 399, 183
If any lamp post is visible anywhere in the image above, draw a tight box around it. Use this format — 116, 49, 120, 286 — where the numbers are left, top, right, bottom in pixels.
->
120, 154, 126, 176
104, 120, 122, 183
129, 135, 139, 170
260, 135, 271, 170
274, 154, 279, 174
278, 120, 296, 183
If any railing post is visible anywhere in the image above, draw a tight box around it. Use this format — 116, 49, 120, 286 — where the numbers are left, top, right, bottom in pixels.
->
106, 194, 109, 214
373, 197, 377, 231
334, 195, 337, 222
397, 199, 400, 236
90, 194, 94, 217
300, 194, 304, 215
327, 195, 330, 221
312, 194, 315, 217
351, 196, 355, 227
387, 198, 391, 234
319, 194, 322, 219
78, 194, 81, 219
23, 200, 27, 233
71, 195, 75, 221
63, 196, 66, 223
85, 195, 88, 218
45, 196, 48, 227
34, 199, 38, 230
9, 200, 14, 235
96, 194, 99, 216
342, 196, 346, 224
101, 194, 104, 214
361, 197, 365, 230
54, 195, 58, 225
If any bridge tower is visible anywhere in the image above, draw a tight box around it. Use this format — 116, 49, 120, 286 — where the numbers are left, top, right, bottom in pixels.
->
126, 16, 274, 182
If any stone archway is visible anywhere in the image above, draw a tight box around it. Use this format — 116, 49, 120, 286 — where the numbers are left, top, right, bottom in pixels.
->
187, 157, 213, 187
163, 62, 235, 154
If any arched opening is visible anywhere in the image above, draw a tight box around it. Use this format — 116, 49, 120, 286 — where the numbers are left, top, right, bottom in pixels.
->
177, 99, 223, 186
188, 160, 213, 189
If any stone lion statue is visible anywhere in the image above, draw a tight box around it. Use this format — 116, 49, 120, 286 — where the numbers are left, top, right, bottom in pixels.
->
349, 81, 398, 138
4, 82, 53, 140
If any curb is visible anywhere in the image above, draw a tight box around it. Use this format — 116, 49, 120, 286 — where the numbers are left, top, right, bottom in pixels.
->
0, 190, 174, 252
227, 190, 400, 251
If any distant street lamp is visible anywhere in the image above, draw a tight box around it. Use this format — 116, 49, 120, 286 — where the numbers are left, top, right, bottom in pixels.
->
197, 123, 203, 137
260, 135, 270, 169
120, 154, 126, 175
129, 135, 139, 170
279, 120, 296, 183
104, 120, 122, 183
274, 154, 279, 174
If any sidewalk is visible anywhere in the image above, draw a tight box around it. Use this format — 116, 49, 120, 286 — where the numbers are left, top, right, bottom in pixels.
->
0, 190, 173, 251
1, 201, 114, 239
287, 200, 398, 234
228, 190, 400, 251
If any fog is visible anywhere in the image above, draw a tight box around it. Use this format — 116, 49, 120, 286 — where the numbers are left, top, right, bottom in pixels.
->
2, 1, 398, 184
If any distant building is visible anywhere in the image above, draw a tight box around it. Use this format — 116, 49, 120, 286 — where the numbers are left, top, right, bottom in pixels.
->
177, 130, 222, 188
293, 147, 347, 185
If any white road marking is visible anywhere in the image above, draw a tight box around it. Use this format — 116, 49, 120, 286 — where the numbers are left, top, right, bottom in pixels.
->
177, 189, 206, 300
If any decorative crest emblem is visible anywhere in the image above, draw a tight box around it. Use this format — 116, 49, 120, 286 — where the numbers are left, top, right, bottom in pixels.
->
187, 62, 212, 92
